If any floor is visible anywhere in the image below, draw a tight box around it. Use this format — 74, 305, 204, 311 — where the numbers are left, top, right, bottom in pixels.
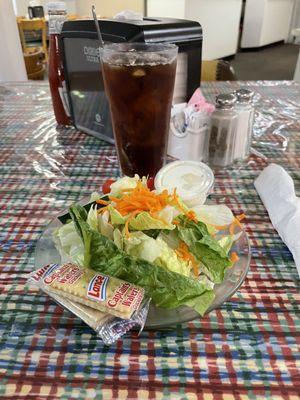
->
230, 43, 300, 80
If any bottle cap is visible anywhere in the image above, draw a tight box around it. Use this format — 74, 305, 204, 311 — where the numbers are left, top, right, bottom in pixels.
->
235, 88, 254, 103
154, 160, 214, 207
215, 93, 237, 109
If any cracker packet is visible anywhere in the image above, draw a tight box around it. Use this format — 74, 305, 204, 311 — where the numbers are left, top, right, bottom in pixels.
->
28, 263, 150, 345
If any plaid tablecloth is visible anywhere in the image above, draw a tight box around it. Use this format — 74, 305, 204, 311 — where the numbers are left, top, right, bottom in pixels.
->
0, 81, 299, 399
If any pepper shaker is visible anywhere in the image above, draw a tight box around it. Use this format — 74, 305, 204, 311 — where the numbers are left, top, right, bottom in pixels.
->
208, 93, 238, 167
234, 88, 255, 160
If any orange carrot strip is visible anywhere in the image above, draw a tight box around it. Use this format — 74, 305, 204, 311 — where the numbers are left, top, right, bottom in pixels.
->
186, 210, 198, 223
96, 199, 110, 205
230, 252, 239, 264
213, 224, 229, 231
124, 210, 141, 238
229, 218, 243, 235
236, 213, 246, 221
175, 242, 199, 276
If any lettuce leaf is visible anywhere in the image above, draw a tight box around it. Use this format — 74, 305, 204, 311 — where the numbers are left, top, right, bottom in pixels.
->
177, 216, 232, 284
192, 204, 234, 227
124, 231, 161, 263
69, 204, 214, 315
109, 175, 147, 197
98, 210, 114, 240
154, 237, 192, 277
87, 204, 98, 231
124, 232, 192, 277
129, 211, 175, 231
113, 228, 123, 251
53, 221, 84, 265
218, 235, 234, 255
108, 206, 175, 231
156, 205, 180, 225
109, 206, 126, 225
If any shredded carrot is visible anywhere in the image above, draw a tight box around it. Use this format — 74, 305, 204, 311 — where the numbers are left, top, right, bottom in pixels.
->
175, 241, 199, 276
213, 224, 229, 231
236, 213, 246, 221
229, 218, 243, 235
124, 210, 141, 238
212, 213, 246, 232
230, 252, 239, 264
97, 206, 109, 214
101, 179, 198, 224
185, 210, 198, 223
172, 220, 180, 225
96, 199, 110, 205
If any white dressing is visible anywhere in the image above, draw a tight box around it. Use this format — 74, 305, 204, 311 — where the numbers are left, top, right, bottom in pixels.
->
154, 160, 214, 207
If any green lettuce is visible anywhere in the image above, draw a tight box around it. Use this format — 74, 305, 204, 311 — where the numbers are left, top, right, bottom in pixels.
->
108, 205, 175, 231
192, 204, 234, 227
154, 237, 191, 277
113, 228, 123, 251
177, 216, 232, 284
109, 175, 148, 197
53, 221, 84, 266
129, 211, 175, 231
124, 232, 192, 277
86, 204, 98, 231
218, 235, 234, 255
98, 210, 114, 240
124, 231, 161, 263
69, 204, 214, 315
109, 206, 126, 225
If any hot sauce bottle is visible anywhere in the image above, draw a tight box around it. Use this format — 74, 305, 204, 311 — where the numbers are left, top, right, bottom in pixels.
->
48, 1, 71, 126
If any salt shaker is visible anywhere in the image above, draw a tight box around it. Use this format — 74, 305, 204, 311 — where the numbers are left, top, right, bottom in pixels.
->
208, 93, 238, 167
234, 89, 254, 160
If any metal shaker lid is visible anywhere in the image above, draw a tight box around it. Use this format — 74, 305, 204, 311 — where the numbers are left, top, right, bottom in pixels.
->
235, 88, 254, 103
215, 93, 237, 109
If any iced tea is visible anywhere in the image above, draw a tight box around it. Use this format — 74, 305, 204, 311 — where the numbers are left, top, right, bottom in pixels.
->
101, 43, 178, 177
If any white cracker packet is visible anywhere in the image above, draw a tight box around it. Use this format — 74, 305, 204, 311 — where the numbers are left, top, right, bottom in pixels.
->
28, 264, 150, 345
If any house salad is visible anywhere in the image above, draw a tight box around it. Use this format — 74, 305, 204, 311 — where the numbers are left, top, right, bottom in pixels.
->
54, 175, 245, 316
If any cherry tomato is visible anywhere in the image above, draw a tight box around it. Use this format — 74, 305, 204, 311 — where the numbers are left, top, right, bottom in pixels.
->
102, 179, 116, 194
147, 177, 155, 190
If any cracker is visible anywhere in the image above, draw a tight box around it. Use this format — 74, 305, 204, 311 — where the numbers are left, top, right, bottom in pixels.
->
42, 263, 145, 320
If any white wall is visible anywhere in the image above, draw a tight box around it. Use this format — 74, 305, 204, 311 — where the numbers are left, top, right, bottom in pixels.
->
241, 0, 294, 48
288, 0, 300, 42
147, 0, 243, 60
75, 0, 144, 18
185, 0, 243, 60
261, 0, 294, 44
0, 0, 27, 82
147, 0, 185, 18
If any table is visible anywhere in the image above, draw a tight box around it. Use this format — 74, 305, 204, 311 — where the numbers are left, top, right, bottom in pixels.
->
0, 81, 299, 399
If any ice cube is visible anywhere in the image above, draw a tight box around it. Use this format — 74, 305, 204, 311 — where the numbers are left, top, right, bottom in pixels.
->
133, 69, 146, 77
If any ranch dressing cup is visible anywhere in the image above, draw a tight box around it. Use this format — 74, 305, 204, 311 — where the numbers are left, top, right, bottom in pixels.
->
154, 161, 214, 207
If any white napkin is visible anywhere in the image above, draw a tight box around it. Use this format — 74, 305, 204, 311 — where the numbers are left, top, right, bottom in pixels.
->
254, 163, 300, 277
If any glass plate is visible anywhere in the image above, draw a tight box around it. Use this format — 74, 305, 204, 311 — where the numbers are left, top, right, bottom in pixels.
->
34, 201, 251, 329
